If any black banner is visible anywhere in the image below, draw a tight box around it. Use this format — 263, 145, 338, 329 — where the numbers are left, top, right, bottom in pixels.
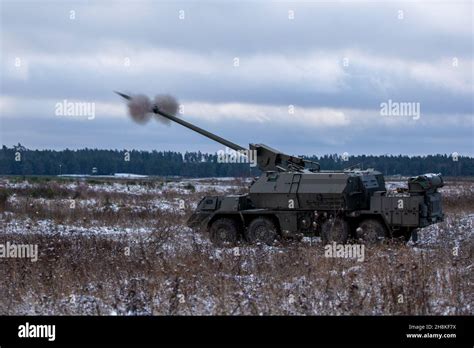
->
0, 315, 472, 346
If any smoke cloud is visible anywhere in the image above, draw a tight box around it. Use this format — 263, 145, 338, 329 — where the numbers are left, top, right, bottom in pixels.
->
124, 93, 179, 126
127, 94, 152, 124
153, 94, 179, 125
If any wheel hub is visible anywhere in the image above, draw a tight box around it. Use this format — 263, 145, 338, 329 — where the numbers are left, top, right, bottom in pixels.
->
218, 229, 228, 240
255, 226, 267, 239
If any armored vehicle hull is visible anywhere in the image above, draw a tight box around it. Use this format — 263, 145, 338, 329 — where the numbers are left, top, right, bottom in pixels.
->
188, 171, 444, 245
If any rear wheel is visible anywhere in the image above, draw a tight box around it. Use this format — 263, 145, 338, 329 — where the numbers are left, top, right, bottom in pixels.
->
246, 217, 278, 245
356, 218, 388, 244
209, 218, 238, 247
321, 217, 349, 244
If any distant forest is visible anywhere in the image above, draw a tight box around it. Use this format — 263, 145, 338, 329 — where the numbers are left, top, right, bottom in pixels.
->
1, 144, 473, 177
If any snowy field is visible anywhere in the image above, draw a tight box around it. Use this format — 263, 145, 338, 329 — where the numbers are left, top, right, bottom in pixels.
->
0, 177, 472, 315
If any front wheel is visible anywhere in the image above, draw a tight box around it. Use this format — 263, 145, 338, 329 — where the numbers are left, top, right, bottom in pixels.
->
209, 218, 238, 247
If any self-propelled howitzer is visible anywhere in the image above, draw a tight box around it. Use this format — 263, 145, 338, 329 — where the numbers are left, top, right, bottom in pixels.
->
117, 92, 444, 246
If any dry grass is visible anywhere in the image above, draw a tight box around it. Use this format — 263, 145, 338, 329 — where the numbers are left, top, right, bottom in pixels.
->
0, 177, 472, 315
442, 181, 474, 213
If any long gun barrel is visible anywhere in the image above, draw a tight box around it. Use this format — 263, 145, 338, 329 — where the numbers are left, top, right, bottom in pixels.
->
151, 106, 246, 152
115, 91, 316, 172
115, 91, 245, 152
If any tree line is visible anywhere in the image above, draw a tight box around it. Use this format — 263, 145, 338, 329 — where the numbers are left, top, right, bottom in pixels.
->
1, 144, 473, 177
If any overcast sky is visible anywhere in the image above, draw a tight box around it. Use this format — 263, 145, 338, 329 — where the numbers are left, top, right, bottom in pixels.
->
1, 0, 473, 156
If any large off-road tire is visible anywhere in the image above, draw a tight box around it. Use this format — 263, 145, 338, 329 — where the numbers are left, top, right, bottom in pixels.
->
321, 217, 349, 244
246, 217, 278, 245
356, 218, 388, 244
209, 218, 238, 247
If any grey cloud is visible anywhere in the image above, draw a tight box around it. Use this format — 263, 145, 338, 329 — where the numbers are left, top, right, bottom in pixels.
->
2, 1, 472, 58
1, 0, 472, 155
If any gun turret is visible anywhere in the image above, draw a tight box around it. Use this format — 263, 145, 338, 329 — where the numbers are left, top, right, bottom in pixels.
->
115, 92, 318, 172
